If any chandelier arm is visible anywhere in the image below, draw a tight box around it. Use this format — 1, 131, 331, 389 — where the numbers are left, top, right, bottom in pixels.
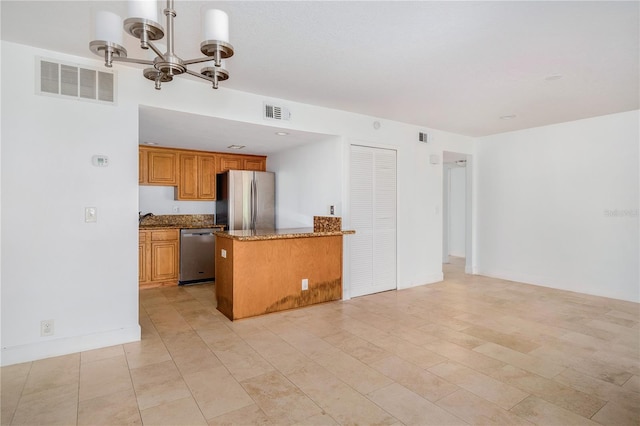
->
146, 40, 165, 58
182, 57, 222, 66
184, 69, 216, 83
111, 57, 155, 66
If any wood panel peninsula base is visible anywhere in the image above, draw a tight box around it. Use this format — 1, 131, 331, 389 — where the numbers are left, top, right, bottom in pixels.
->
214, 228, 355, 320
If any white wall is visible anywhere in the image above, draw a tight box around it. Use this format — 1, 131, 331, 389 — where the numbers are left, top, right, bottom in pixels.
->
1, 43, 141, 365
1, 40, 474, 365
476, 110, 640, 302
449, 166, 466, 257
268, 137, 343, 228
138, 186, 215, 215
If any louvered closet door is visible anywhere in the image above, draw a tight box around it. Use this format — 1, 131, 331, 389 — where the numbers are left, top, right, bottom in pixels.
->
350, 145, 397, 297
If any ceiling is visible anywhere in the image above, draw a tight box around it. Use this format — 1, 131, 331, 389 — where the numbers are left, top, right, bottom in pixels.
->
1, 1, 638, 152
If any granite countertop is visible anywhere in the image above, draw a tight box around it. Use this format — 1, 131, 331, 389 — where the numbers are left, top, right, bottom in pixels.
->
139, 224, 225, 230
215, 227, 355, 241
138, 214, 224, 230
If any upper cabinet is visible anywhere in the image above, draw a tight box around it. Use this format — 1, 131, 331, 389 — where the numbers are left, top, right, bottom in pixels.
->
176, 153, 217, 200
139, 147, 267, 200
218, 154, 266, 173
139, 146, 178, 185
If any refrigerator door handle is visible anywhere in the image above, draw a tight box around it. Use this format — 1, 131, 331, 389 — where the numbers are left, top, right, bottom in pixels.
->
251, 177, 257, 230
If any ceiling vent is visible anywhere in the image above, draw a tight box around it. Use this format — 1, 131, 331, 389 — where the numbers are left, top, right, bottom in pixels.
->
264, 102, 291, 121
36, 57, 116, 104
418, 132, 429, 143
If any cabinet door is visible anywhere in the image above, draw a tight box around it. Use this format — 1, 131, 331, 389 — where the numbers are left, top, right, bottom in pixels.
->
150, 240, 178, 282
244, 157, 266, 171
198, 155, 217, 199
139, 148, 147, 184
138, 231, 150, 283
218, 155, 243, 173
148, 151, 177, 185
178, 154, 198, 199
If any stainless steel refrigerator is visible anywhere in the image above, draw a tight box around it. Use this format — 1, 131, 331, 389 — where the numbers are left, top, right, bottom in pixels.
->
215, 170, 275, 230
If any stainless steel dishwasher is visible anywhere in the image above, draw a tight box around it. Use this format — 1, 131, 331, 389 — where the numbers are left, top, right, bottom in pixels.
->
179, 228, 215, 285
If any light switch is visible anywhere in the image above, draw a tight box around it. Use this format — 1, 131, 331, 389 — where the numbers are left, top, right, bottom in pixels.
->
85, 207, 97, 223
221, 249, 227, 258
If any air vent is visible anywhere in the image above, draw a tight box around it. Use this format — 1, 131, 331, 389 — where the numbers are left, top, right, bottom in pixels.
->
419, 132, 429, 143
36, 57, 116, 104
264, 102, 291, 121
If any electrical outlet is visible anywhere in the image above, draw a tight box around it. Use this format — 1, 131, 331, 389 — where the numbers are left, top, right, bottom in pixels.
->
172, 205, 180, 213
302, 278, 309, 291
221, 249, 227, 258
40, 319, 54, 337
85, 207, 97, 223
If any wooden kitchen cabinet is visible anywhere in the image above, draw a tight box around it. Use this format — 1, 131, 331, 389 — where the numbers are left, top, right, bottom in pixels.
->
218, 154, 267, 173
139, 148, 147, 184
139, 229, 179, 289
176, 152, 216, 200
139, 146, 178, 186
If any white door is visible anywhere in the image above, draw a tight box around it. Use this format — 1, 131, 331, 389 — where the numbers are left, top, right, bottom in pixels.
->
349, 145, 397, 297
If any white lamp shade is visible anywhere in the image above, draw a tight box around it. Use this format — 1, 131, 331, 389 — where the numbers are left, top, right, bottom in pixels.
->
202, 9, 229, 43
128, 0, 159, 22
95, 10, 123, 45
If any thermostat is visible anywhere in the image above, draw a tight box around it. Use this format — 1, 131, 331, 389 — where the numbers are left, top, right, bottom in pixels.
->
92, 155, 109, 167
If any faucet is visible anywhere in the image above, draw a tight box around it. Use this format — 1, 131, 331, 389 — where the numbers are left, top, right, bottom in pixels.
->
139, 212, 154, 224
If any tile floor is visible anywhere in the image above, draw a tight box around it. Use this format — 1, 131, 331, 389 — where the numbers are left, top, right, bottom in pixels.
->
2, 258, 639, 425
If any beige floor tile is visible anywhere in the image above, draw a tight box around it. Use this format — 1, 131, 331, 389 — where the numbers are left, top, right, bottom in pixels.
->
511, 395, 600, 425
79, 354, 133, 401
4, 261, 638, 426
623, 374, 640, 393
555, 368, 640, 416
436, 389, 534, 425
80, 344, 125, 363
591, 400, 640, 426
528, 344, 634, 386
78, 388, 141, 425
130, 359, 191, 410
311, 348, 393, 394
183, 366, 255, 420
209, 339, 275, 382
21, 353, 80, 395
474, 342, 566, 378
162, 330, 224, 375
367, 383, 467, 425
241, 371, 323, 424
423, 338, 506, 371
207, 404, 273, 425
371, 355, 459, 401
420, 323, 487, 349
292, 412, 339, 425
140, 396, 207, 425
322, 330, 392, 365
124, 336, 172, 369
429, 360, 529, 409
460, 325, 541, 353
0, 362, 31, 425
485, 364, 606, 418
368, 333, 448, 368
11, 383, 78, 425
243, 330, 315, 375
286, 364, 400, 425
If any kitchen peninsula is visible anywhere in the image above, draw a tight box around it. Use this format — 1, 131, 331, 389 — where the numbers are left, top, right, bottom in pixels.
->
215, 227, 354, 320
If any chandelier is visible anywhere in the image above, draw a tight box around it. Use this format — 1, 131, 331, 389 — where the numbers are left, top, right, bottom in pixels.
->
89, 0, 233, 90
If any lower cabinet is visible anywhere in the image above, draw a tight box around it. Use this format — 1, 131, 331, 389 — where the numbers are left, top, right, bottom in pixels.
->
139, 229, 179, 289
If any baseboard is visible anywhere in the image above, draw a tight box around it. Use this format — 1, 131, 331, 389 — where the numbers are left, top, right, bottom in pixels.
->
1, 325, 141, 367
398, 272, 444, 290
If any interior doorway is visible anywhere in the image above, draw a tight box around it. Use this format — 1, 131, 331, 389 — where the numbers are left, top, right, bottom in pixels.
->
443, 151, 473, 275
